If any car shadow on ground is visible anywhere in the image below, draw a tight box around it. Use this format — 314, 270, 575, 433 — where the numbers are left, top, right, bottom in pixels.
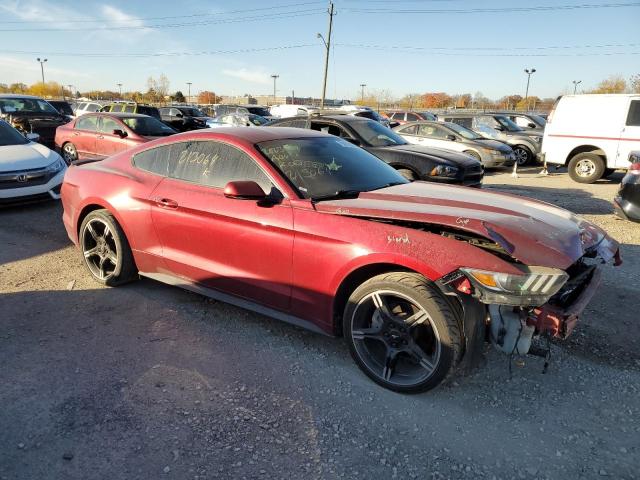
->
484, 165, 626, 184
0, 200, 69, 265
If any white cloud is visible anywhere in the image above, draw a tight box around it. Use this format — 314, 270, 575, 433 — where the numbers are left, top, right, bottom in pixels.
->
101, 5, 151, 34
222, 68, 271, 85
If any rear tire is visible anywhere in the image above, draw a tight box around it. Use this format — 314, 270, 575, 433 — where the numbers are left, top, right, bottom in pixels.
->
343, 272, 462, 393
513, 145, 533, 166
62, 142, 78, 165
79, 209, 138, 287
397, 168, 417, 181
568, 153, 605, 183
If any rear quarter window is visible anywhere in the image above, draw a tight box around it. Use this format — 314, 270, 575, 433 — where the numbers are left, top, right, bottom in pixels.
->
626, 100, 640, 126
132, 144, 176, 176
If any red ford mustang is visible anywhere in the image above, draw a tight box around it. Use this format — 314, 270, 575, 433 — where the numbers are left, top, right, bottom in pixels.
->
61, 127, 620, 392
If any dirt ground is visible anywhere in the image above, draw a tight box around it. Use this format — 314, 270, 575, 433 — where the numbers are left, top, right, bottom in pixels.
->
1, 167, 639, 480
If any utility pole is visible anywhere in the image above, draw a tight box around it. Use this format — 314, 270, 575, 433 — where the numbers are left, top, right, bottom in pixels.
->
67, 84, 74, 99
572, 80, 582, 94
360, 83, 366, 103
318, 1, 336, 109
292, 89, 295, 105
271, 75, 279, 105
524, 68, 536, 111
117, 83, 123, 98
186, 82, 192, 104
36, 57, 47, 84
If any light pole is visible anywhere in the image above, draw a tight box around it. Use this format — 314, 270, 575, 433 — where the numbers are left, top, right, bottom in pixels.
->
117, 83, 123, 98
67, 84, 74, 99
524, 68, 536, 110
271, 75, 279, 105
572, 80, 582, 94
317, 1, 335, 109
360, 83, 366, 103
36, 57, 47, 84
186, 82, 192, 104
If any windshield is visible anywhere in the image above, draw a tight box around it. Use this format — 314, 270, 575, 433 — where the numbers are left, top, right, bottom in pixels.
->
257, 137, 407, 199
0, 120, 29, 146
0, 98, 59, 115
180, 108, 205, 117
349, 119, 407, 147
495, 115, 523, 132
248, 114, 268, 126
247, 107, 271, 117
445, 122, 482, 140
50, 102, 73, 116
122, 117, 176, 136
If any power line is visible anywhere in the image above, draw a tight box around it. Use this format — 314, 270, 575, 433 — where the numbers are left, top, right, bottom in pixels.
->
0, 9, 325, 32
344, 2, 640, 13
0, 1, 325, 24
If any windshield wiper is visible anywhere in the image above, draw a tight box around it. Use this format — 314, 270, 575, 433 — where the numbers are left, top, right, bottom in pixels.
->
373, 181, 405, 190
311, 189, 361, 203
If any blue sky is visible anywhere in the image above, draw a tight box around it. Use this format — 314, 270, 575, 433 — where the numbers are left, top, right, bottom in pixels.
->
0, 0, 637, 100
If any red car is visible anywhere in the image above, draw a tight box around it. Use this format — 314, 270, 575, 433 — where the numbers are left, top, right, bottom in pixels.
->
61, 128, 620, 393
55, 112, 176, 164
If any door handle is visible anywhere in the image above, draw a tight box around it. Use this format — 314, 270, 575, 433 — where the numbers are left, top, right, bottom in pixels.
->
155, 198, 179, 209
97, 135, 104, 139
72, 132, 80, 136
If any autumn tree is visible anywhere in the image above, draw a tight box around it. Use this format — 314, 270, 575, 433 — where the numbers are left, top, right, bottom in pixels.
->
630, 74, 640, 94
419, 92, 451, 109
197, 91, 218, 104
589, 75, 627, 94
498, 95, 523, 109
398, 93, 421, 109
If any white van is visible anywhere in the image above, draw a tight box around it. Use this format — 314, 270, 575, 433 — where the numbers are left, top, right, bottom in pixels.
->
269, 104, 318, 118
542, 94, 640, 183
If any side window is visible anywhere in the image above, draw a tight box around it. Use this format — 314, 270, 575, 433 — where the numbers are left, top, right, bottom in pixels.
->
417, 125, 437, 137
478, 116, 498, 128
399, 125, 418, 135
99, 117, 122, 133
513, 116, 529, 128
626, 100, 640, 126
87, 103, 101, 112
392, 112, 404, 121
406, 113, 419, 121
170, 108, 181, 116
172, 141, 272, 192
76, 116, 98, 131
450, 117, 473, 129
310, 122, 349, 138
132, 144, 176, 176
160, 108, 170, 115
123, 105, 135, 113
77, 103, 87, 110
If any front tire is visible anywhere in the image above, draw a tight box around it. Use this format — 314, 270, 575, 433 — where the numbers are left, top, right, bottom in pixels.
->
513, 145, 533, 166
343, 272, 462, 393
568, 153, 605, 183
79, 209, 137, 286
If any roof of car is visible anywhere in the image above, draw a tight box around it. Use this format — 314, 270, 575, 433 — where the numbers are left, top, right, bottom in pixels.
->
85, 112, 150, 118
0, 94, 47, 100
183, 126, 329, 143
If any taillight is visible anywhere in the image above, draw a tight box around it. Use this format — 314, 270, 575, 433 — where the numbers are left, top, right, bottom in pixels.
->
629, 163, 640, 175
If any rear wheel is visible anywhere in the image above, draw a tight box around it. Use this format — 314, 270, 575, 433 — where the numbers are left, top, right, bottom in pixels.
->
79, 210, 137, 286
343, 272, 462, 393
568, 153, 605, 183
62, 142, 78, 165
397, 168, 417, 181
513, 145, 533, 166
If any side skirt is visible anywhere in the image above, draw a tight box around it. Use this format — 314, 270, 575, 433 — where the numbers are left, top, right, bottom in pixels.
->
140, 271, 331, 337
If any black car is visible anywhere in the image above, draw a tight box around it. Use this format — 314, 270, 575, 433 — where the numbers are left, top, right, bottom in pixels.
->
48, 100, 74, 117
0, 94, 71, 148
614, 151, 640, 222
159, 106, 211, 132
267, 115, 484, 186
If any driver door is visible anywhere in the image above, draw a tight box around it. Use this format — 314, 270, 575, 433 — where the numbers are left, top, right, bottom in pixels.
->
95, 116, 131, 158
149, 140, 294, 311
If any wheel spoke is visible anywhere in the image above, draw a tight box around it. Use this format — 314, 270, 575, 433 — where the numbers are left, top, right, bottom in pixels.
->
98, 256, 107, 279
105, 249, 117, 265
83, 246, 100, 259
103, 224, 111, 240
404, 309, 429, 327
372, 292, 392, 318
86, 223, 99, 241
382, 348, 400, 381
352, 327, 383, 341
406, 341, 435, 373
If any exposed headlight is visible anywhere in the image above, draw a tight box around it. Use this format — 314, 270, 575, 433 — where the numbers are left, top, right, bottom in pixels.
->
430, 165, 459, 177
532, 136, 542, 143
460, 266, 569, 306
45, 157, 66, 174
482, 148, 502, 155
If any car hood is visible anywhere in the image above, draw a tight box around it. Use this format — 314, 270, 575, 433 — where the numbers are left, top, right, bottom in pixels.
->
315, 181, 619, 269
371, 144, 480, 167
0, 142, 59, 170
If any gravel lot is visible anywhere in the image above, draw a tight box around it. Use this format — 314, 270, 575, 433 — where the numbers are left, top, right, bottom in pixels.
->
1, 167, 638, 480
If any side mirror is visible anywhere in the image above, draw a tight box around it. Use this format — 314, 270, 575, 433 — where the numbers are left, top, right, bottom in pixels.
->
494, 125, 505, 132
224, 180, 267, 200
446, 134, 456, 141
528, 122, 536, 128
113, 129, 127, 138
344, 137, 361, 146
175, 113, 183, 118
26, 132, 40, 142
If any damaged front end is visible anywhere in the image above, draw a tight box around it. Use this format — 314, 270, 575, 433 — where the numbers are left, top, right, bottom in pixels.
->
441, 236, 621, 357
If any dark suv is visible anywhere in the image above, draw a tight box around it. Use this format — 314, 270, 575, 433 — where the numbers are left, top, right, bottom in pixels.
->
0, 94, 70, 147
268, 115, 484, 186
